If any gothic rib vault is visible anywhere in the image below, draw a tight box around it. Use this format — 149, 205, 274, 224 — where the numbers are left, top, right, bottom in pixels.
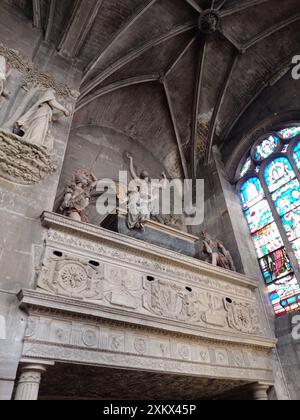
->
4, 0, 300, 179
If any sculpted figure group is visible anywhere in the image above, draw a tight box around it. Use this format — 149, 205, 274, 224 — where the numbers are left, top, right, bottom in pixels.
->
60, 169, 97, 223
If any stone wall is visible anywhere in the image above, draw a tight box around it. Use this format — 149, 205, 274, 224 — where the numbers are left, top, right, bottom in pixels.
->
0, 4, 82, 400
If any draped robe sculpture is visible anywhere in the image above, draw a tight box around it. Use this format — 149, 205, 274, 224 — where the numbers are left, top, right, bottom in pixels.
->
15, 89, 70, 152
0, 55, 11, 101
202, 232, 236, 271
126, 153, 167, 229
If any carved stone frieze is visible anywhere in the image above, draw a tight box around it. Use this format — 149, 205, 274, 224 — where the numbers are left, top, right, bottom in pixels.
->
36, 247, 263, 335
0, 44, 78, 98
143, 277, 228, 328
21, 314, 274, 384
45, 227, 254, 300
0, 130, 57, 184
37, 255, 103, 300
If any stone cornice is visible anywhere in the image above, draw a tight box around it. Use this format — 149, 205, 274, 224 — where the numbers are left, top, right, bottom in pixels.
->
18, 289, 277, 350
41, 212, 259, 291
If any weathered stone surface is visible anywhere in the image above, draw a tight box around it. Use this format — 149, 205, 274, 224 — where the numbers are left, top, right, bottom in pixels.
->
102, 212, 198, 257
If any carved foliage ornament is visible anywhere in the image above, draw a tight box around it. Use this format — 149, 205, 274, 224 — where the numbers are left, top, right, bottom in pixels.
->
37, 255, 103, 300
0, 130, 57, 184
0, 44, 78, 99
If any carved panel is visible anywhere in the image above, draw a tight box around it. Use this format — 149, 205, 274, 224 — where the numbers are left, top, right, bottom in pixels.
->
36, 244, 263, 336
224, 299, 261, 334
103, 265, 143, 310
37, 255, 103, 300
142, 277, 261, 334
46, 228, 254, 300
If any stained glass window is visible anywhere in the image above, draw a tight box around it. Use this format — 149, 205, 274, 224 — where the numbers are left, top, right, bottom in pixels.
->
291, 238, 300, 266
279, 126, 300, 139
238, 125, 300, 316
268, 276, 300, 315
282, 208, 300, 241
251, 223, 283, 258
293, 141, 300, 171
244, 200, 273, 233
264, 157, 295, 193
259, 248, 293, 284
254, 135, 279, 161
240, 177, 264, 210
272, 179, 300, 216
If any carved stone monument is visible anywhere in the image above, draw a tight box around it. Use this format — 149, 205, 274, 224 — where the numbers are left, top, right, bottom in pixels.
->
202, 232, 236, 271
59, 169, 97, 222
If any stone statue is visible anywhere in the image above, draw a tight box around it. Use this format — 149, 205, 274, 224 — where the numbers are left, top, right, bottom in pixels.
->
0, 55, 11, 101
14, 88, 70, 152
60, 169, 97, 223
202, 232, 236, 271
126, 153, 167, 229
217, 241, 236, 272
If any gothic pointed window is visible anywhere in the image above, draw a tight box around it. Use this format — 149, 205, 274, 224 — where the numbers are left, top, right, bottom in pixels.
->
237, 126, 300, 316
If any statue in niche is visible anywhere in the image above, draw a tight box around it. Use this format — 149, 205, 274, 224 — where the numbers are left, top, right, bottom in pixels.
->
202, 232, 236, 271
13, 88, 70, 152
0, 55, 11, 101
60, 169, 97, 222
126, 153, 167, 229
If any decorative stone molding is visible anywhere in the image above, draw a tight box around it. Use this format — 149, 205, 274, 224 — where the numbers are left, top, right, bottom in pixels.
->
0, 44, 78, 99
36, 246, 263, 336
20, 312, 274, 385
0, 130, 57, 184
38, 255, 103, 300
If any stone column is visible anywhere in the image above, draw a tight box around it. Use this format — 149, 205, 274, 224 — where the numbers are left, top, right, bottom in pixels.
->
252, 383, 270, 401
14, 364, 46, 400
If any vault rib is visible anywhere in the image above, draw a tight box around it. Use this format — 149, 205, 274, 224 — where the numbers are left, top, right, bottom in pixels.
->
77, 74, 160, 111
191, 37, 206, 179
206, 52, 239, 163
220, 0, 272, 17
81, 24, 196, 99
163, 81, 189, 179
83, 0, 158, 82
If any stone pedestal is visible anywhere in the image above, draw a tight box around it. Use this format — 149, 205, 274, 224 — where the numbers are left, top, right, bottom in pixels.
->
14, 364, 46, 400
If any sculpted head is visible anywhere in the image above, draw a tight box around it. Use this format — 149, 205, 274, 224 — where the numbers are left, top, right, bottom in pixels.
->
140, 170, 150, 181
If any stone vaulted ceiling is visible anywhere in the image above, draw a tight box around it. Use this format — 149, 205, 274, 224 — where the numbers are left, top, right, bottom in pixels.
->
8, 0, 300, 178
